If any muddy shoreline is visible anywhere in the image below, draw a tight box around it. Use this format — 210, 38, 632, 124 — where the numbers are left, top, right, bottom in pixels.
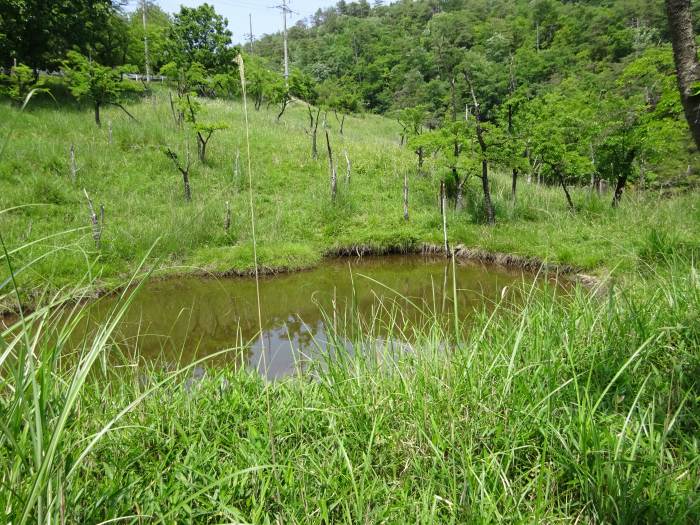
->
0, 243, 604, 319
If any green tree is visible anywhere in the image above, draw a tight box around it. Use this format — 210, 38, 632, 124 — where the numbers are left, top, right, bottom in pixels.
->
397, 105, 429, 174
180, 93, 228, 162
521, 86, 596, 210
0, 63, 46, 104
165, 4, 235, 74
0, 1, 128, 69
62, 51, 141, 127
125, 2, 172, 75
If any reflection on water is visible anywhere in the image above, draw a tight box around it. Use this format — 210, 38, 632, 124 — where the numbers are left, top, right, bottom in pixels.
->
74, 255, 558, 378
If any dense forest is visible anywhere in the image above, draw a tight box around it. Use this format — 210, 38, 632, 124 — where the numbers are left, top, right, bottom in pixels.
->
257, 0, 700, 197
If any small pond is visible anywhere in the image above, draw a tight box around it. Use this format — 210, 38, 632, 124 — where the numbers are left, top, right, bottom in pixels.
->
62, 255, 563, 379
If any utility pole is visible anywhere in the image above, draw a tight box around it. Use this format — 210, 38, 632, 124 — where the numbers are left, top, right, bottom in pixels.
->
282, 0, 290, 84
273, 0, 293, 85
142, 0, 150, 82
248, 13, 255, 54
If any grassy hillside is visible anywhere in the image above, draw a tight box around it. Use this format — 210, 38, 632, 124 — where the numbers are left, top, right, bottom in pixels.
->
1, 85, 699, 302
2, 87, 700, 523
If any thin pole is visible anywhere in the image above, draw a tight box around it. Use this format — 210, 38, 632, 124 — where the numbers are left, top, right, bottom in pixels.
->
249, 13, 255, 54
282, 0, 289, 84
142, 0, 150, 82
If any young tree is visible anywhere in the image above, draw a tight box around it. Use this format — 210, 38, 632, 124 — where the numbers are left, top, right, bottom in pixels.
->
181, 93, 228, 162
397, 105, 429, 175
0, 63, 46, 105
465, 74, 498, 224
317, 77, 361, 134
596, 124, 639, 207
410, 120, 477, 214
522, 87, 596, 210
273, 68, 316, 122
62, 51, 141, 127
164, 144, 193, 202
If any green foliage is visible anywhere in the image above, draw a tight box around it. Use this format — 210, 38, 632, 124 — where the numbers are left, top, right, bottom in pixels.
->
62, 51, 141, 125
317, 77, 362, 114
256, 0, 697, 184
520, 84, 595, 183
125, 1, 171, 74
0, 0, 127, 68
0, 63, 46, 104
164, 3, 235, 74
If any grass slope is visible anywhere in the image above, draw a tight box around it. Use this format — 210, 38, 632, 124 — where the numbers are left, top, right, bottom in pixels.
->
1, 86, 699, 301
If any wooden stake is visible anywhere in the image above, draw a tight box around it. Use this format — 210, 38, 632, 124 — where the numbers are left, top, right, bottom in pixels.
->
83, 188, 102, 249
233, 149, 240, 182
70, 144, 77, 183
225, 201, 231, 233
403, 171, 409, 221
441, 181, 450, 257
343, 149, 351, 185
325, 128, 337, 202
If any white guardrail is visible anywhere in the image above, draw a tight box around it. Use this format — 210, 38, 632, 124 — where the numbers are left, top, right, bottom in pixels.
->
1, 69, 167, 82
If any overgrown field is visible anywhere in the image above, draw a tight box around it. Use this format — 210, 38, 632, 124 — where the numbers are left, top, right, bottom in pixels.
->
2, 86, 700, 523
1, 86, 699, 304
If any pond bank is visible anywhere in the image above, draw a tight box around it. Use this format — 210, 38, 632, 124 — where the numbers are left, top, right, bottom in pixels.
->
0, 242, 604, 318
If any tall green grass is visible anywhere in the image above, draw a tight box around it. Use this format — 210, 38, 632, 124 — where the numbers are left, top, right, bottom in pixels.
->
2, 252, 697, 522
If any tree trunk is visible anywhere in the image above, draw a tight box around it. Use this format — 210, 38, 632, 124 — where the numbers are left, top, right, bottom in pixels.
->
198, 139, 206, 163
452, 168, 464, 211
612, 173, 628, 208
196, 132, 206, 162
556, 168, 575, 210
277, 97, 289, 122
465, 74, 495, 225
440, 180, 450, 257
94, 102, 101, 127
511, 168, 518, 203
481, 159, 495, 224
183, 171, 191, 202
417, 146, 424, 176
666, 0, 700, 149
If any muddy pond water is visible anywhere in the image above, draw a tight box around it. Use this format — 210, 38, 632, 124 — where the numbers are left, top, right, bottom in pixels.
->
50, 255, 566, 379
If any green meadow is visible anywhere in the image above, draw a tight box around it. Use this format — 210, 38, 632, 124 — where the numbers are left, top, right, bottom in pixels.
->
1, 86, 698, 302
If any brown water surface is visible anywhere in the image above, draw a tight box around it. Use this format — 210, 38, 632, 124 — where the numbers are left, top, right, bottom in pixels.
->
53, 255, 563, 379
